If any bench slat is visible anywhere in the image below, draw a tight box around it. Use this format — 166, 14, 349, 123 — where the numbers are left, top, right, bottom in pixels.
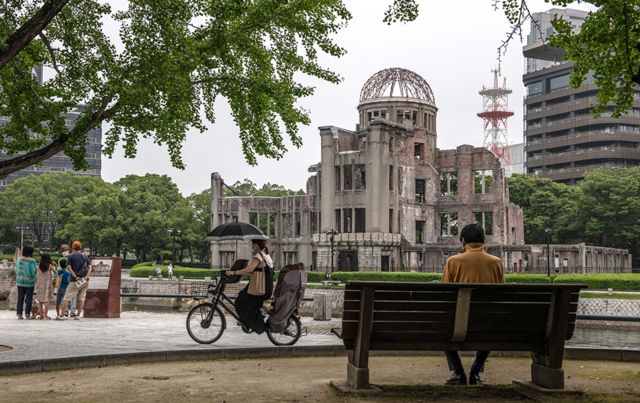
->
468, 311, 550, 323
343, 310, 455, 322
342, 321, 454, 333
363, 340, 544, 352
344, 300, 457, 311
345, 289, 459, 302
470, 292, 551, 303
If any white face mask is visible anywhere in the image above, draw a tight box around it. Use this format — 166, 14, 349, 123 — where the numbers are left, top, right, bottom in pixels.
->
62, 251, 69, 257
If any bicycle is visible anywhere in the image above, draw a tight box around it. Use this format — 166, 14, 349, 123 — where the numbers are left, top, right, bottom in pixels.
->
186, 272, 302, 346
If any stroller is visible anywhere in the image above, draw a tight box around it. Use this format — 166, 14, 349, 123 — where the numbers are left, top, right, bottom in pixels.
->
269, 263, 307, 333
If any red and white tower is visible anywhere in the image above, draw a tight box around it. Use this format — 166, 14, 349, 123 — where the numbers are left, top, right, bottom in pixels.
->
477, 69, 514, 167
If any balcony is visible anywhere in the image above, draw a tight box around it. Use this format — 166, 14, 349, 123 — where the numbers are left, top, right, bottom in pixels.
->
526, 130, 640, 152
527, 146, 640, 168
526, 114, 640, 136
539, 163, 635, 181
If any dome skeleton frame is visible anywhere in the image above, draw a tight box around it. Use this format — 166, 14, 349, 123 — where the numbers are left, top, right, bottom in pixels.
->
359, 67, 435, 105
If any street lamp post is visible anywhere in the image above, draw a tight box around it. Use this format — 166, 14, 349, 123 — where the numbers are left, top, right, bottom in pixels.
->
544, 227, 552, 277
326, 229, 338, 276
16, 225, 24, 251
168, 229, 181, 262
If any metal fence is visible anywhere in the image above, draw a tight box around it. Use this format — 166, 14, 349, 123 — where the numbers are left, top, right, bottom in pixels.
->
306, 265, 633, 274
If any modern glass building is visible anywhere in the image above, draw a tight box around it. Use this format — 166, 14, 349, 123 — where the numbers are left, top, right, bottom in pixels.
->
0, 106, 102, 192
523, 8, 640, 184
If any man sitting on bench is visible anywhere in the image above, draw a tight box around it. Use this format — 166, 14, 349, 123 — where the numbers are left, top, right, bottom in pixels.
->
442, 223, 505, 386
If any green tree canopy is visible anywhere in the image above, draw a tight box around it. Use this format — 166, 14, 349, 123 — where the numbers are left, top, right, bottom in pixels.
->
508, 173, 577, 244
223, 178, 304, 197
0, 0, 351, 177
574, 167, 640, 255
508, 169, 640, 256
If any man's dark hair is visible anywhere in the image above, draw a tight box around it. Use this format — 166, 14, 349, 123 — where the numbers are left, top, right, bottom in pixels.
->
460, 223, 485, 244
22, 245, 34, 257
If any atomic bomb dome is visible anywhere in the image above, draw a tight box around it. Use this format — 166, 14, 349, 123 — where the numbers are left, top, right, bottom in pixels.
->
357, 68, 437, 130
359, 67, 436, 106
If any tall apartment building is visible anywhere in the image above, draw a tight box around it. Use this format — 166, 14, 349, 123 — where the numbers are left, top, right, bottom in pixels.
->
0, 66, 102, 191
523, 9, 640, 184
0, 106, 102, 191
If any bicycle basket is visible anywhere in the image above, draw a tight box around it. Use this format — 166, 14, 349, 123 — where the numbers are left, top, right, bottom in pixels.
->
221, 259, 248, 284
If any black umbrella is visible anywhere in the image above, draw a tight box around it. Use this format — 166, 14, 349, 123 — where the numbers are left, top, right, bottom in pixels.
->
206, 221, 268, 241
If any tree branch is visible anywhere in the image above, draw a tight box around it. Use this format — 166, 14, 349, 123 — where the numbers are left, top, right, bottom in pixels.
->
38, 32, 63, 77
0, 0, 71, 70
0, 95, 117, 177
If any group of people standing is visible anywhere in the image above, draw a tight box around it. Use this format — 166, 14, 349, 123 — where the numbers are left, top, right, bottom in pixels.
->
14, 241, 92, 321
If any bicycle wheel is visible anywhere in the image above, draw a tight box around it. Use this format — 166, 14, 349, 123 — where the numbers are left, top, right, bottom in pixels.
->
186, 303, 226, 344
266, 316, 302, 346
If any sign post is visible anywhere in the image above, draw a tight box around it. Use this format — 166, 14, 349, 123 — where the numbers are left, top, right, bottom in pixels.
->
84, 257, 121, 318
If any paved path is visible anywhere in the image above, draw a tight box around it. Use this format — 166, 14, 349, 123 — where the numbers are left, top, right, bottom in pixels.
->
0, 310, 341, 364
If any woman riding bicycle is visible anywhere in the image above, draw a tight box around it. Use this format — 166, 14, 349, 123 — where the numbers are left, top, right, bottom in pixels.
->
226, 239, 273, 334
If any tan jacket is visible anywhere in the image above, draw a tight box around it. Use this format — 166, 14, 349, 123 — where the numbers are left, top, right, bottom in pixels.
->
442, 243, 505, 284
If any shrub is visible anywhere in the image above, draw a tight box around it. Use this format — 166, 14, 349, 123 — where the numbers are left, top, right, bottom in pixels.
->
552, 274, 640, 290
130, 261, 213, 270
505, 274, 552, 284
305, 271, 329, 282
130, 265, 220, 279
331, 271, 443, 283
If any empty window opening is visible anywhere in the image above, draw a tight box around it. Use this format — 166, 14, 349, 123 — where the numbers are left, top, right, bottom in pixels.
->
474, 170, 493, 194
414, 142, 425, 160
343, 165, 353, 190
354, 208, 366, 233
474, 211, 493, 235
440, 213, 458, 236
415, 179, 426, 203
415, 220, 425, 243
343, 208, 353, 233
440, 172, 458, 195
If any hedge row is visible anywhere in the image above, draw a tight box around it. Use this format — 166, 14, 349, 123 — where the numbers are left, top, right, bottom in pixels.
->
130, 262, 213, 271
330, 271, 442, 283
128, 267, 640, 290
130, 266, 220, 279
552, 274, 640, 290
324, 272, 639, 289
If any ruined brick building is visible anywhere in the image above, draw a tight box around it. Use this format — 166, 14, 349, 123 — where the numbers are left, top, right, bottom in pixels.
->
209, 68, 632, 273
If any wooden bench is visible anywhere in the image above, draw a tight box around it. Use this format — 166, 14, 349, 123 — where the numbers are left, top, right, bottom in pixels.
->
333, 281, 586, 391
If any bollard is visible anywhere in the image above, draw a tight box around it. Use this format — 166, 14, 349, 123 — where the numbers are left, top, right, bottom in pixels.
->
607, 288, 613, 295
313, 293, 331, 321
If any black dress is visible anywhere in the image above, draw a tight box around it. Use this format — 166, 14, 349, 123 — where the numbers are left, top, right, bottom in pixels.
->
235, 264, 273, 334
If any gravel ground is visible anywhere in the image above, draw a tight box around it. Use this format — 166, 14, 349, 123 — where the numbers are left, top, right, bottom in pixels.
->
0, 355, 638, 402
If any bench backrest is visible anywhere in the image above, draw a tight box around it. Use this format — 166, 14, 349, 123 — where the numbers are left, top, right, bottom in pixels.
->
341, 282, 586, 352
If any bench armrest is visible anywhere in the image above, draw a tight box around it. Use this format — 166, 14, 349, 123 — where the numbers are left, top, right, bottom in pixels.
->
330, 327, 343, 339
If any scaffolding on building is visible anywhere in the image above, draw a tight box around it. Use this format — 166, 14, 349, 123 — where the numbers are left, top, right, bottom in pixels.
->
477, 69, 514, 168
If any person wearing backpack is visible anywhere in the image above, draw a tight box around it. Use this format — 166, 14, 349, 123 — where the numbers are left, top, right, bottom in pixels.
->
60, 241, 92, 320
226, 239, 273, 334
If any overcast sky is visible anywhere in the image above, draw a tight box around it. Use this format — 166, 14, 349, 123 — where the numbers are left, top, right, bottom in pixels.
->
101, 0, 593, 196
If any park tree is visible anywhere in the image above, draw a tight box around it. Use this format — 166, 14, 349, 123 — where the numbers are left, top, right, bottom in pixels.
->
573, 167, 640, 256
224, 178, 304, 197
0, 173, 66, 248
0, 0, 351, 177
507, 174, 577, 244
187, 189, 212, 261
55, 179, 124, 255
114, 174, 184, 262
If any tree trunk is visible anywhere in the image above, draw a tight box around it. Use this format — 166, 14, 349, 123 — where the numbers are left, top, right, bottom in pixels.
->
0, 0, 71, 70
